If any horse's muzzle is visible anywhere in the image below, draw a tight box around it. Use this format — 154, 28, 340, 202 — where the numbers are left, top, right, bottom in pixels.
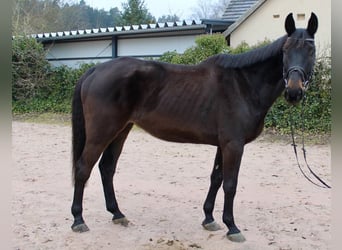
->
283, 69, 306, 104
284, 86, 304, 104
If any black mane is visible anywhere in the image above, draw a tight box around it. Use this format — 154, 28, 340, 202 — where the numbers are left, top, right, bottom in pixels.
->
204, 35, 288, 69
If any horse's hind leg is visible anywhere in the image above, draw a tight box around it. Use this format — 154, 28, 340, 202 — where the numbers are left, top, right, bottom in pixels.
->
98, 123, 133, 227
202, 147, 223, 231
71, 140, 108, 232
71, 114, 130, 232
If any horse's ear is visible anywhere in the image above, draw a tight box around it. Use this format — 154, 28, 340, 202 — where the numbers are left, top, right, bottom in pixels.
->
285, 13, 296, 36
307, 12, 318, 36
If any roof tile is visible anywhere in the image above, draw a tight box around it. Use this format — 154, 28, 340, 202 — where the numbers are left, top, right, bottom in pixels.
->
222, 0, 259, 22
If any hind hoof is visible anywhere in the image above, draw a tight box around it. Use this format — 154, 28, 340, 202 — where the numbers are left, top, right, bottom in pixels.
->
227, 232, 246, 242
72, 223, 89, 233
202, 221, 222, 231
113, 217, 129, 227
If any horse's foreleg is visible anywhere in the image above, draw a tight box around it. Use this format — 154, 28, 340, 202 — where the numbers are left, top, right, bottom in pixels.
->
98, 124, 133, 226
202, 147, 223, 231
221, 141, 246, 242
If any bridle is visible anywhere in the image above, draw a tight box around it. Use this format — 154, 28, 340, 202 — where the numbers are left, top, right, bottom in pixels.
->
282, 38, 315, 90
289, 100, 331, 189
283, 66, 312, 90
282, 37, 331, 189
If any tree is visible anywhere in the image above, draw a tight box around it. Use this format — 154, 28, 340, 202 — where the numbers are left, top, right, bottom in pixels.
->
109, 7, 124, 26
157, 14, 180, 23
191, 0, 231, 19
120, 0, 156, 25
12, 0, 62, 35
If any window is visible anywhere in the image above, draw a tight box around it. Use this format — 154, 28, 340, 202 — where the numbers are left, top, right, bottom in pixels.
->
297, 13, 305, 21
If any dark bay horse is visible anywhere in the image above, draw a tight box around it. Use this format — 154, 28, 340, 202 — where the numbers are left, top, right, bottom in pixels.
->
71, 13, 318, 242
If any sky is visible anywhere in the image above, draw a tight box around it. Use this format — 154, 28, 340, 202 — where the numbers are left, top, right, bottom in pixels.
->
83, 0, 200, 20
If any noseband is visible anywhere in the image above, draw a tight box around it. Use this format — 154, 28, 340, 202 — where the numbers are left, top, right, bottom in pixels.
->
283, 66, 311, 90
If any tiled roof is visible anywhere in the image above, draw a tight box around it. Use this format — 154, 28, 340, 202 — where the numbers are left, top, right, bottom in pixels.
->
31, 20, 204, 41
221, 0, 259, 22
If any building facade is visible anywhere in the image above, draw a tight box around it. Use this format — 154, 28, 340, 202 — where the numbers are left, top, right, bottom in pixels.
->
223, 0, 331, 53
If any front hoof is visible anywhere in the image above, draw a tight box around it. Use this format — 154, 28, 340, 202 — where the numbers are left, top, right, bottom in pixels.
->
202, 221, 222, 231
227, 232, 246, 242
72, 223, 89, 233
113, 217, 129, 227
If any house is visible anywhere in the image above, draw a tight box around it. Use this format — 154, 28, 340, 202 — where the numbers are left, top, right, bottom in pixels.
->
223, 0, 331, 53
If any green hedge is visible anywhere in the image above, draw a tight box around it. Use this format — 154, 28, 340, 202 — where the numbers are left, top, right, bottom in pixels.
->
12, 36, 95, 113
12, 35, 331, 134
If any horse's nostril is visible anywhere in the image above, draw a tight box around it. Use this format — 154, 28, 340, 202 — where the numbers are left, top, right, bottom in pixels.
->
297, 89, 303, 100
284, 88, 304, 104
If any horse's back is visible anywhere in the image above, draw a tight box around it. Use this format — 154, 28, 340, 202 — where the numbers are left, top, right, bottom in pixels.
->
80, 57, 220, 144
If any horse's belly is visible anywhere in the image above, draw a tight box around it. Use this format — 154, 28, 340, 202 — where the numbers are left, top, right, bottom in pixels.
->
133, 118, 218, 146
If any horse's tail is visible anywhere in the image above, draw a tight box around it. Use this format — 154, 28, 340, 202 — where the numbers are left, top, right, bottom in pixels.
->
72, 67, 95, 184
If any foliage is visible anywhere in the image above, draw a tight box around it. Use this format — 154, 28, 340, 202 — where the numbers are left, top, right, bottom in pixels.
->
13, 62, 95, 113
12, 0, 150, 35
12, 36, 51, 101
159, 34, 230, 64
120, 0, 155, 25
157, 14, 180, 23
12, 36, 94, 113
191, 0, 231, 19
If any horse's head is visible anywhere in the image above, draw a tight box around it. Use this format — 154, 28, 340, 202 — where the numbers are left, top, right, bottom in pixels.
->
282, 12, 318, 104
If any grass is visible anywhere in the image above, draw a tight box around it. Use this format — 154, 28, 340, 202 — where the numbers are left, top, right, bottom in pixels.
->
12, 112, 71, 126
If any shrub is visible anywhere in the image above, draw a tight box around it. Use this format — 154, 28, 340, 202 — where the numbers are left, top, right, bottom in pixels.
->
12, 35, 95, 113
159, 34, 230, 65
12, 36, 51, 101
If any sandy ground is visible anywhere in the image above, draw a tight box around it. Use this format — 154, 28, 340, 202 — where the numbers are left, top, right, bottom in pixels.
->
12, 121, 331, 250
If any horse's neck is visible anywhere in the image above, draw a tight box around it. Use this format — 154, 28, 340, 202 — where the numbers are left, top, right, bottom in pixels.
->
247, 55, 285, 111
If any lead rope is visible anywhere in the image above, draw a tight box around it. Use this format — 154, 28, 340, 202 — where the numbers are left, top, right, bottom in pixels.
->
289, 96, 331, 189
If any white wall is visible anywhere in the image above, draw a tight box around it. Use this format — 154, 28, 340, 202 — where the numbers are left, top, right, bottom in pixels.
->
117, 35, 198, 56
46, 40, 112, 60
229, 0, 331, 53
44, 34, 199, 68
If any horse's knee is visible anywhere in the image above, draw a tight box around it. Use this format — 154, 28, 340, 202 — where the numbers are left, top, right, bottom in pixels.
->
74, 163, 92, 184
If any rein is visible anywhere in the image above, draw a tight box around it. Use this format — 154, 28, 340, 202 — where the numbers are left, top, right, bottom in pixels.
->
289, 97, 331, 189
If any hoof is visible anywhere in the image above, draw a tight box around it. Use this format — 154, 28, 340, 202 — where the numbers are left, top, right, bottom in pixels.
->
72, 223, 89, 233
113, 217, 129, 227
202, 221, 222, 231
227, 232, 246, 243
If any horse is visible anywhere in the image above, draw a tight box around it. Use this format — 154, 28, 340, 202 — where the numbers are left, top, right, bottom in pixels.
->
70, 12, 318, 242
